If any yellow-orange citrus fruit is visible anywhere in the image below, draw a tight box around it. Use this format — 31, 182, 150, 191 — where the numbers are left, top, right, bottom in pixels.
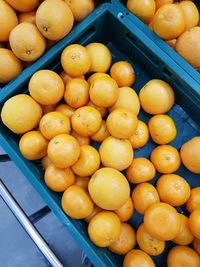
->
19, 130, 48, 160
179, 1, 199, 30
9, 22, 46, 62
75, 176, 89, 190
186, 187, 200, 213
65, 0, 94, 22
99, 136, 133, 171
132, 183, 160, 215
126, 157, 156, 184
55, 104, 75, 119
44, 164, 75, 192
29, 70, 64, 105
148, 114, 177, 144
60, 70, 84, 85
156, 174, 191, 206
87, 100, 108, 117
47, 134, 80, 168
115, 197, 134, 222
18, 11, 36, 24
109, 87, 140, 115
180, 137, 200, 174
36, 0, 74, 40
152, 4, 185, 40
123, 249, 155, 267
106, 108, 138, 139
110, 61, 135, 87
1, 94, 42, 134
136, 223, 165, 256
41, 155, 52, 170
88, 167, 130, 210
71, 130, 90, 146
61, 185, 94, 219
71, 106, 102, 136
150, 145, 181, 173
90, 120, 110, 143
144, 202, 181, 241
173, 214, 194, 245
0, 48, 23, 83
167, 245, 200, 267
41, 104, 56, 115
88, 211, 121, 247
129, 120, 149, 149
189, 209, 200, 239
89, 77, 118, 107
85, 205, 103, 223
109, 223, 136, 255
155, 0, 174, 10
139, 79, 175, 114
87, 72, 110, 85
5, 0, 39, 12
193, 238, 200, 255
61, 44, 91, 77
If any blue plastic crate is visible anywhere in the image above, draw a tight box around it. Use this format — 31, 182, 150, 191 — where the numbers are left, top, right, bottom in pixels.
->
0, 1, 110, 92
112, 0, 200, 85
0, 4, 200, 267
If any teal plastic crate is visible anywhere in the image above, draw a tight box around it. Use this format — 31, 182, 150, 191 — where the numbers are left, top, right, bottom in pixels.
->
113, 0, 200, 85
0, 1, 110, 92
0, 4, 200, 267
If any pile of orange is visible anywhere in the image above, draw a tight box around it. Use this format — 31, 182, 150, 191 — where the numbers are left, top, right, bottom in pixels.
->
0, 0, 96, 84
1, 41, 200, 267
126, 0, 200, 71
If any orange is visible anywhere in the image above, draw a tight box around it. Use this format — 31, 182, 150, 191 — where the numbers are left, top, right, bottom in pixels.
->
41, 104, 55, 115
173, 214, 194, 245
152, 4, 185, 40
5, 0, 39, 12
156, 174, 190, 206
123, 249, 155, 267
150, 145, 181, 173
155, 0, 174, 10
72, 145, 100, 177
127, 0, 156, 24
175, 27, 200, 68
115, 197, 134, 222
61, 185, 94, 219
39, 111, 70, 140
148, 114, 177, 144
0, 0, 18, 42
71, 106, 102, 136
110, 61, 135, 87
193, 238, 200, 255
18, 11, 36, 24
87, 72, 110, 85
129, 120, 149, 149
189, 209, 200, 239
75, 176, 89, 190
36, 0, 74, 40
89, 77, 118, 107
87, 100, 108, 117
144, 202, 181, 241
139, 79, 175, 114
61, 44, 91, 77
47, 134, 80, 168
180, 137, 200, 174
85, 206, 102, 223
167, 245, 200, 267
132, 183, 160, 215
88, 211, 121, 247
44, 164, 75, 192
19, 131, 48, 160
41, 155, 52, 170
109, 223, 136, 255
55, 104, 75, 119
106, 108, 138, 139
29, 70, 64, 105
65, 0, 94, 22
71, 130, 90, 146
165, 38, 177, 49
64, 78, 89, 108
179, 1, 199, 30
90, 120, 110, 143
136, 223, 165, 256
86, 42, 112, 73
60, 71, 84, 85
1, 94, 42, 134
88, 167, 130, 210
109, 87, 140, 116
186, 187, 200, 213
0, 48, 23, 83
99, 136, 133, 171
9, 22, 46, 62
126, 158, 156, 184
